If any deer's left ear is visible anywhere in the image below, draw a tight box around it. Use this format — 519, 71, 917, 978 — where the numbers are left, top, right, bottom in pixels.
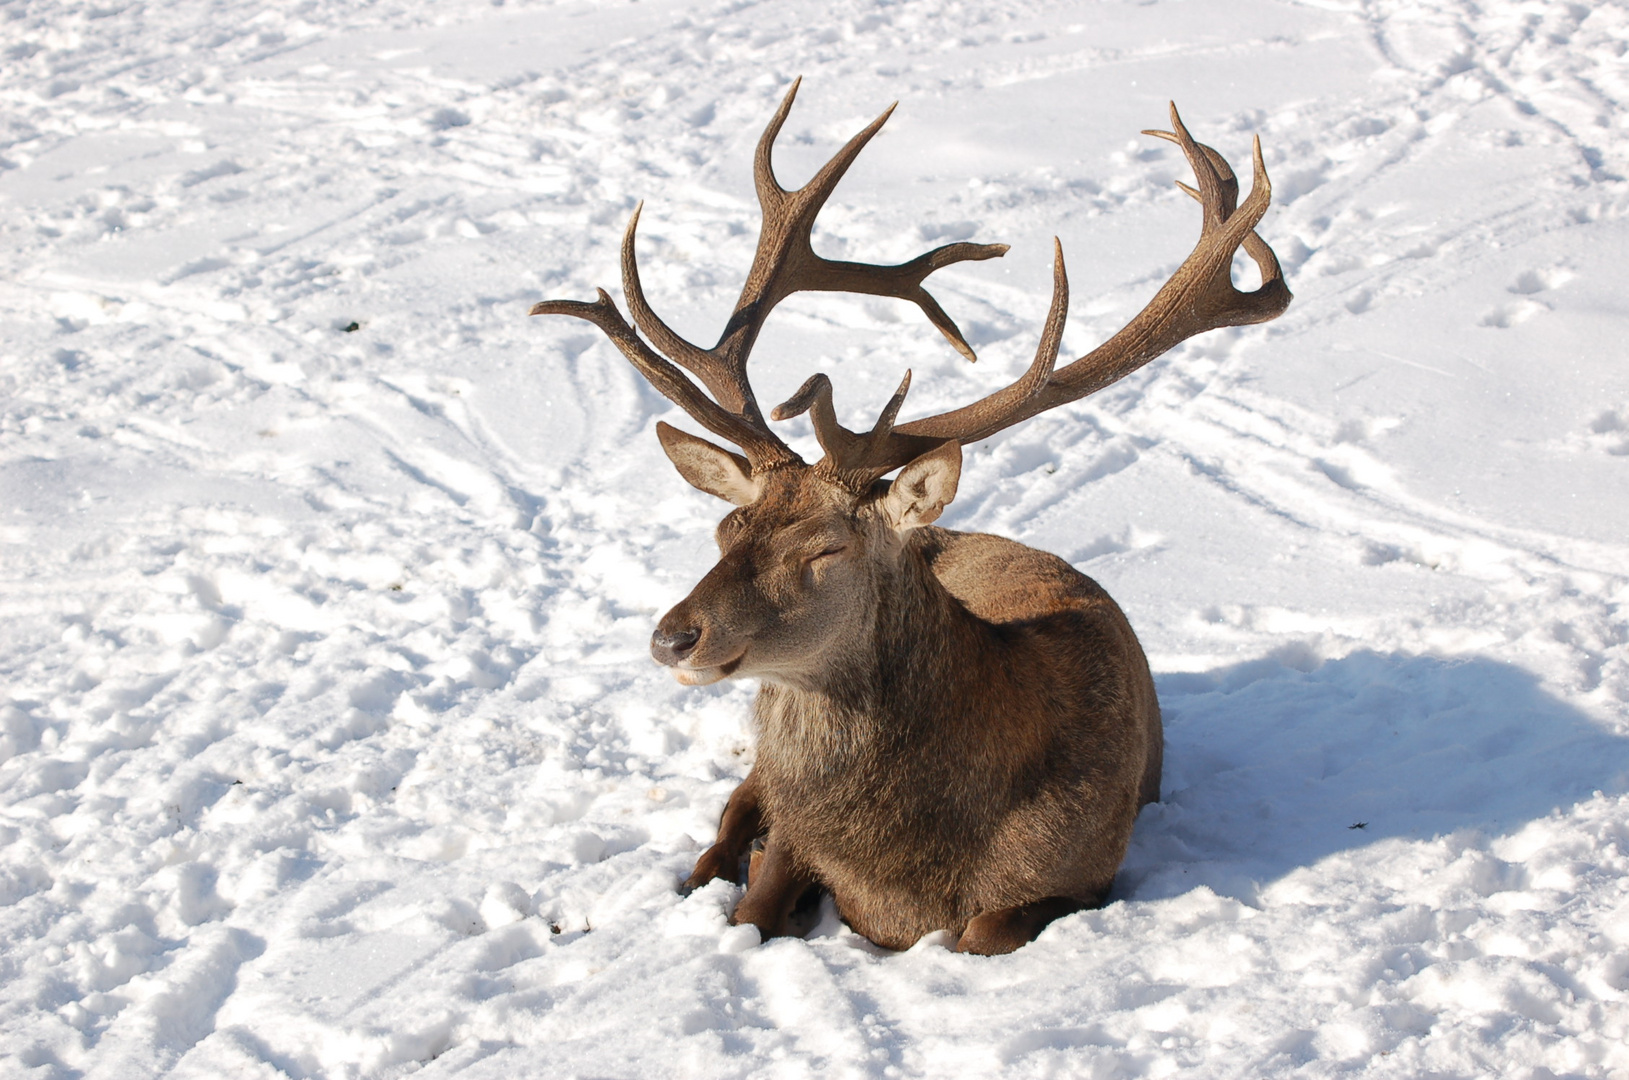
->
883, 440, 962, 530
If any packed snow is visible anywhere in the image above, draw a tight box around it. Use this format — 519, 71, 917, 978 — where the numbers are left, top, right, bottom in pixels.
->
2, 0, 1627, 1076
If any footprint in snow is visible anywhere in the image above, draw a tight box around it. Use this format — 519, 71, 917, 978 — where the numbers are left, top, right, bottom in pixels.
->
1507, 267, 1573, 295
1482, 265, 1574, 326
1586, 408, 1629, 456
1477, 299, 1546, 328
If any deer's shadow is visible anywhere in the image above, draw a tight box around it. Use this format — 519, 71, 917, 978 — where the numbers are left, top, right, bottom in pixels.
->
1116, 650, 1628, 902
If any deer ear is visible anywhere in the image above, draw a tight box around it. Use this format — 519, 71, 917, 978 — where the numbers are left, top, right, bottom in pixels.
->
883, 440, 961, 530
656, 422, 759, 505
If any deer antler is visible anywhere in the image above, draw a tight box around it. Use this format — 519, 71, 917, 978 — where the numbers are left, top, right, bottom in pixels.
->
531, 78, 1008, 473
534, 94, 1290, 488
857, 103, 1291, 474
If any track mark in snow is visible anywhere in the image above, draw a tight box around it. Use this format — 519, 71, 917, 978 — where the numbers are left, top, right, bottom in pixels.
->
1584, 407, 1629, 457
1508, 266, 1574, 295
1478, 298, 1547, 328
69, 926, 265, 1077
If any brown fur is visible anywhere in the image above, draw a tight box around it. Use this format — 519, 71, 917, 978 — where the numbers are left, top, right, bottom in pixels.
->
666, 463, 1161, 954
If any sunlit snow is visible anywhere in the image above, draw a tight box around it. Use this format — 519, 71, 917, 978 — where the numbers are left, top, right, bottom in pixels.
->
2, 0, 1627, 1077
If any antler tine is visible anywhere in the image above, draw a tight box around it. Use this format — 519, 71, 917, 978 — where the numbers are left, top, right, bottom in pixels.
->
771, 373, 851, 462
617, 203, 746, 409
529, 290, 797, 467
772, 369, 944, 487
879, 105, 1290, 463
753, 76, 808, 210
1019, 238, 1070, 401
1142, 104, 1238, 231
869, 369, 913, 439
753, 77, 891, 221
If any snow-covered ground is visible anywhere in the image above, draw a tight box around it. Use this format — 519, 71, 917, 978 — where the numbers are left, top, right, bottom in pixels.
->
2, 0, 1627, 1076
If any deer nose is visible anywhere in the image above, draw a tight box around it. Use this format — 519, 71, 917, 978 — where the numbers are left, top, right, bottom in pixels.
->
650, 626, 701, 666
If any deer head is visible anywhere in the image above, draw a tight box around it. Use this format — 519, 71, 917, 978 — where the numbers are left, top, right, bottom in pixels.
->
532, 81, 1290, 689
644, 430, 964, 689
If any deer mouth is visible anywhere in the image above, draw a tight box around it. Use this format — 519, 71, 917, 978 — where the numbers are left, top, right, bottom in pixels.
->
672, 653, 745, 686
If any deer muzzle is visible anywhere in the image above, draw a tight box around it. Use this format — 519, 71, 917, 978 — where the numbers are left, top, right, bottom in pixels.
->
650, 611, 746, 685
650, 625, 700, 666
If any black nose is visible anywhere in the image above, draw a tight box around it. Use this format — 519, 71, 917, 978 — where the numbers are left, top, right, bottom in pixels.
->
651, 626, 701, 666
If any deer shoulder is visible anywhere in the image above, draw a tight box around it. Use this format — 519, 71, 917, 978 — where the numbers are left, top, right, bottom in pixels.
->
914, 527, 1112, 621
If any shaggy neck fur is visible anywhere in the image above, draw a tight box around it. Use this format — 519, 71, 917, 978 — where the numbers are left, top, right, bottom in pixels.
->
752, 529, 999, 798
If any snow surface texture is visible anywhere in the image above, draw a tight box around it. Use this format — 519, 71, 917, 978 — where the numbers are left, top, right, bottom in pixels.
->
2, 0, 1627, 1076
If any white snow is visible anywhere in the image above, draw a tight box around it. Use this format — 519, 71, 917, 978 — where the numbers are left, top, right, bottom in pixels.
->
2, 0, 1627, 1076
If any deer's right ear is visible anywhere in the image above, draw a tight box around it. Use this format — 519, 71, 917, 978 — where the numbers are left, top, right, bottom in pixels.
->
656, 422, 759, 506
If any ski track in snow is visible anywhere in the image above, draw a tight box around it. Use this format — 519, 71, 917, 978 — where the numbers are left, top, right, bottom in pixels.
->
1, 0, 1627, 1076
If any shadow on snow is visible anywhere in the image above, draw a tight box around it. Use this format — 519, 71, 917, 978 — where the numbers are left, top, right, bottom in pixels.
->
1116, 650, 1627, 903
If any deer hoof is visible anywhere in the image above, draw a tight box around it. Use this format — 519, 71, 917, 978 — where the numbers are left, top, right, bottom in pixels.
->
955, 913, 1029, 956
956, 897, 1086, 955
679, 845, 737, 894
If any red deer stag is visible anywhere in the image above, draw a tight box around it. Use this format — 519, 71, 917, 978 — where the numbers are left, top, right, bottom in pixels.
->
531, 82, 1290, 954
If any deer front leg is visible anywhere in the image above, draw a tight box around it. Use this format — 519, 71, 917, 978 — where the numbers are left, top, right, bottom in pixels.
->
681, 769, 767, 894
728, 829, 814, 940
955, 897, 1086, 956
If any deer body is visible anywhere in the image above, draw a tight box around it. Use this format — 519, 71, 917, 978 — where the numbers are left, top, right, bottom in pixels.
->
533, 81, 1288, 953
746, 524, 1161, 950
654, 455, 1162, 953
